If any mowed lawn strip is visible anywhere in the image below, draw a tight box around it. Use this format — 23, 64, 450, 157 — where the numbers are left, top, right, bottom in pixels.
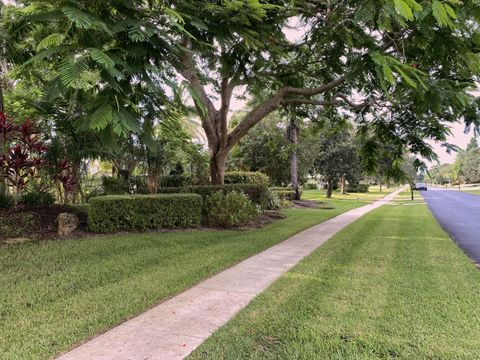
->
0, 200, 362, 360
190, 200, 480, 359
303, 185, 397, 203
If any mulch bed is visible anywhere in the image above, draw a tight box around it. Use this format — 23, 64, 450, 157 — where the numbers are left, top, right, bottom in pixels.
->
291, 200, 335, 209
0, 205, 88, 242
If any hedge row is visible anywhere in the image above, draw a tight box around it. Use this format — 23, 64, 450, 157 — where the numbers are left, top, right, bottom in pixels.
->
88, 194, 202, 233
346, 184, 369, 193
156, 184, 269, 210
224, 171, 270, 187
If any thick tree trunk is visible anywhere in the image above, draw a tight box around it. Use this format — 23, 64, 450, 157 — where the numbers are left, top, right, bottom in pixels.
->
210, 149, 228, 185
288, 119, 300, 200
147, 172, 158, 194
326, 182, 333, 198
340, 175, 346, 195
379, 181, 383, 193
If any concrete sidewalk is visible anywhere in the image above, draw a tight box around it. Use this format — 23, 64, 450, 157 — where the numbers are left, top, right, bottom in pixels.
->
57, 189, 401, 360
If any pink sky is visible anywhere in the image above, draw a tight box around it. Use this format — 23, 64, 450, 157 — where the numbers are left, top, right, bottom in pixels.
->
429, 123, 475, 164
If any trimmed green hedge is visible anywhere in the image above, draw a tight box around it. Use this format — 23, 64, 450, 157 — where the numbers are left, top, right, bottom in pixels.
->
346, 184, 369, 193
224, 171, 270, 187
157, 184, 269, 210
205, 191, 259, 228
88, 194, 202, 233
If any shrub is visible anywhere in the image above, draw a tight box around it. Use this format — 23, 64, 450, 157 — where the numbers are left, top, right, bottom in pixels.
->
157, 184, 269, 210
205, 191, 259, 228
20, 191, 55, 206
0, 211, 38, 238
224, 171, 270, 187
265, 188, 281, 210
0, 193, 13, 209
271, 187, 302, 201
159, 174, 190, 188
304, 183, 318, 190
88, 194, 202, 233
346, 184, 369, 193
101, 176, 128, 195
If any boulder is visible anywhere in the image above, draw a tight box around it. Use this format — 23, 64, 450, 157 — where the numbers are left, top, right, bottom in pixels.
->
56, 213, 80, 237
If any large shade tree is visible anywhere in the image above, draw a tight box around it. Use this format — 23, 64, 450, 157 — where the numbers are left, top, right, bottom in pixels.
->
162, 0, 480, 183
4, 0, 480, 184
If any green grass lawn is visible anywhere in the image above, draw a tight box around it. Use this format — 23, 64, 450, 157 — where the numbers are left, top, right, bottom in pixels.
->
190, 199, 480, 359
303, 185, 397, 203
0, 199, 364, 360
462, 189, 480, 196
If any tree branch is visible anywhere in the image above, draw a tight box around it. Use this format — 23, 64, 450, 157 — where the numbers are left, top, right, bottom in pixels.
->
175, 39, 218, 144
283, 75, 347, 96
281, 94, 373, 109
226, 90, 285, 149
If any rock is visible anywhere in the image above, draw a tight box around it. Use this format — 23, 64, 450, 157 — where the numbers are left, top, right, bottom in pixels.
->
56, 213, 80, 237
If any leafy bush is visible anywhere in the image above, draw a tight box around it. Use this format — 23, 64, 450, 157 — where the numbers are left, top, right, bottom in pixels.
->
0, 211, 38, 238
101, 176, 128, 195
0, 193, 13, 209
159, 174, 190, 188
20, 191, 55, 206
271, 187, 302, 201
88, 194, 202, 233
157, 184, 269, 210
224, 171, 270, 187
205, 191, 259, 228
265, 188, 281, 210
304, 183, 318, 190
345, 184, 369, 193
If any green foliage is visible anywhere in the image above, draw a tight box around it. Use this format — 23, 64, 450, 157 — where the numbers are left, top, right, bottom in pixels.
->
88, 194, 202, 233
205, 191, 259, 228
271, 188, 302, 201
20, 191, 54, 207
430, 137, 480, 185
157, 184, 269, 210
0, 193, 13, 209
345, 184, 370, 193
265, 188, 281, 210
101, 176, 128, 195
224, 171, 270, 187
230, 113, 318, 186
159, 174, 189, 188
0, 211, 37, 238
314, 130, 362, 197
304, 183, 318, 190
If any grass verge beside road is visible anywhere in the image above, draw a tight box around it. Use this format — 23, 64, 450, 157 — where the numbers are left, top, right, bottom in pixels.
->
190, 198, 480, 359
0, 199, 363, 360
303, 185, 397, 203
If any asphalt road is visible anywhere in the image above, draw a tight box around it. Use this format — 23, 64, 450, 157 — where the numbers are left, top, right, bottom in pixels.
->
422, 188, 480, 264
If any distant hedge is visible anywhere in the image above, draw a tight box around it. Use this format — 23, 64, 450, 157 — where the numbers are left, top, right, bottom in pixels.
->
88, 194, 202, 233
270, 187, 302, 201
157, 184, 269, 210
303, 183, 318, 190
224, 171, 270, 187
346, 184, 369, 193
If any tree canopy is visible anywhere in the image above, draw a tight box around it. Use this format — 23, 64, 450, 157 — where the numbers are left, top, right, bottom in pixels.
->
1, 0, 480, 184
